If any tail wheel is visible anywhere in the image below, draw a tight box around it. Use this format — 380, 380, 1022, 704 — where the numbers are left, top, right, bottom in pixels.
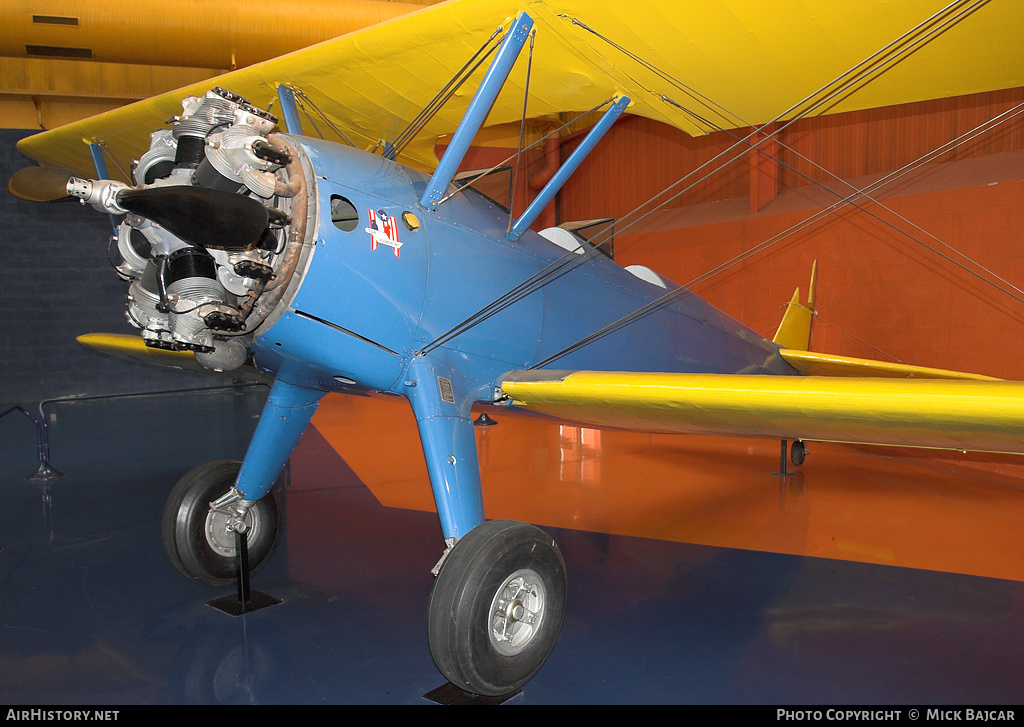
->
427, 519, 566, 696
791, 440, 807, 466
161, 460, 281, 588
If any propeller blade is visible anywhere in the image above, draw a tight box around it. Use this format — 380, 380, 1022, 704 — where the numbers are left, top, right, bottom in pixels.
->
8, 166, 77, 202
118, 186, 270, 250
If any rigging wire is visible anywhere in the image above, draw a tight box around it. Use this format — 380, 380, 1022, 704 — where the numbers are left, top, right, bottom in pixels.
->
571, 0, 991, 252
281, 26, 507, 156
814, 315, 908, 364
291, 91, 326, 140
527, 101, 1024, 370
289, 87, 357, 147
434, 98, 614, 207
654, 97, 1024, 306
572, 1, 1024, 305
389, 26, 506, 158
90, 139, 132, 183
416, 0, 986, 357
414, 99, 618, 356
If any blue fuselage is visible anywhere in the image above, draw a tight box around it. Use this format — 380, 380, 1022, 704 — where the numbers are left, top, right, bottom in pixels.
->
250, 137, 795, 403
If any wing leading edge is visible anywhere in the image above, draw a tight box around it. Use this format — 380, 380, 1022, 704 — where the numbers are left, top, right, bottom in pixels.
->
500, 370, 1024, 454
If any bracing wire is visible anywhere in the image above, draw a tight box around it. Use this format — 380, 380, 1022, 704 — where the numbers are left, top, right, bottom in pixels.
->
434, 98, 614, 208
572, 0, 992, 253
572, 2, 1023, 306
416, 0, 988, 358
528, 101, 1024, 370
284, 26, 507, 157
91, 139, 132, 183
390, 26, 506, 158
289, 88, 357, 147
291, 91, 326, 140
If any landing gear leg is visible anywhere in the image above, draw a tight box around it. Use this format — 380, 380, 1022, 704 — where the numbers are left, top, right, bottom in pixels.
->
406, 360, 566, 696
162, 379, 324, 596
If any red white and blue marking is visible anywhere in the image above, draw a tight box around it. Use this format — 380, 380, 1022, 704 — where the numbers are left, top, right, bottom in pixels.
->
366, 209, 402, 257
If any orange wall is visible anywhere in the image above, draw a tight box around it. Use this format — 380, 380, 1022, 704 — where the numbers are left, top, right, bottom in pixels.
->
614, 178, 1024, 379
560, 87, 1024, 219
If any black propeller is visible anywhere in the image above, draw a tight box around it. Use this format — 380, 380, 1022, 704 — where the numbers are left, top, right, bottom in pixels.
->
9, 167, 270, 250
7, 166, 76, 203
118, 186, 270, 251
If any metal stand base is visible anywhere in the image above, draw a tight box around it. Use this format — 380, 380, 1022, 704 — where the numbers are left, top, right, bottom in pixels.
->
26, 461, 65, 482
424, 682, 521, 705
207, 527, 282, 617
208, 589, 282, 617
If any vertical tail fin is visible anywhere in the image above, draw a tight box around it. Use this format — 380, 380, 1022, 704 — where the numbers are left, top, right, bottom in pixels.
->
772, 260, 817, 351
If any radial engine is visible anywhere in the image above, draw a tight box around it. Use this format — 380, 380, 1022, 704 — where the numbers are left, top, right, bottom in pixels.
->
111, 87, 311, 373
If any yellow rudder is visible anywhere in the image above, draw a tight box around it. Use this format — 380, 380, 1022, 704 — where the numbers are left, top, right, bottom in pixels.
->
772, 260, 817, 351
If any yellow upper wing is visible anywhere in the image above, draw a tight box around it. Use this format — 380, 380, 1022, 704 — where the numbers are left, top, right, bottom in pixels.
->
500, 370, 1024, 454
17, 0, 1024, 177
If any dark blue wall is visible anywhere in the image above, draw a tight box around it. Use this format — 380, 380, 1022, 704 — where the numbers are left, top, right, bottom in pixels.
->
1, 129, 213, 405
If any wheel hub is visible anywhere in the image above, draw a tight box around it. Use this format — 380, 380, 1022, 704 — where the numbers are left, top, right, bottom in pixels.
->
489, 569, 546, 656
205, 507, 261, 557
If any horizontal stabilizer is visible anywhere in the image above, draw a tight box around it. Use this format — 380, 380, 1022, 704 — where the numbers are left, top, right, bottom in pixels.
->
770, 260, 994, 381
501, 370, 1024, 454
779, 349, 999, 380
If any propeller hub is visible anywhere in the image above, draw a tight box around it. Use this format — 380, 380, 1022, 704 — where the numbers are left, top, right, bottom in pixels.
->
66, 178, 130, 215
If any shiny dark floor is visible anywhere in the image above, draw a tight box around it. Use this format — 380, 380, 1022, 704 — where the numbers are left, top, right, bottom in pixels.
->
1, 388, 1023, 704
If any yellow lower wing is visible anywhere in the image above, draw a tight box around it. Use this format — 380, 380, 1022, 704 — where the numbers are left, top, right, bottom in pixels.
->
500, 370, 1024, 454
77, 333, 269, 383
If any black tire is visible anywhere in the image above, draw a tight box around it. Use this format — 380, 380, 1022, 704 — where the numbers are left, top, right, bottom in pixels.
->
161, 460, 281, 588
791, 440, 807, 467
427, 519, 567, 696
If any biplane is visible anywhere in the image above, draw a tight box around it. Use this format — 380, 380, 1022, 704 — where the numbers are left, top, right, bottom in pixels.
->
8, 0, 1024, 697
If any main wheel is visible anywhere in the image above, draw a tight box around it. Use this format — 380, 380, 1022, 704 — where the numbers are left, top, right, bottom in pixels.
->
161, 460, 281, 588
427, 519, 567, 696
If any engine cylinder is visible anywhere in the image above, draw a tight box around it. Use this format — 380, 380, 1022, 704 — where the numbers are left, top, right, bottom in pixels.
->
173, 135, 207, 169
126, 260, 167, 334
192, 158, 245, 194
166, 247, 217, 283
